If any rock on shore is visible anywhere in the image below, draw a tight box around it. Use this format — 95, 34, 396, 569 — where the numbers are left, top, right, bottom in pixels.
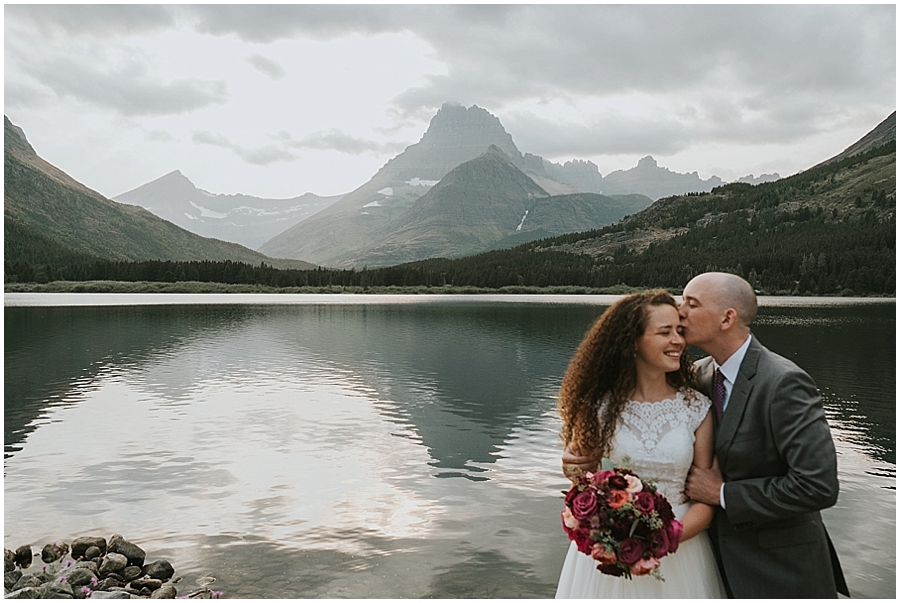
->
4, 535, 221, 599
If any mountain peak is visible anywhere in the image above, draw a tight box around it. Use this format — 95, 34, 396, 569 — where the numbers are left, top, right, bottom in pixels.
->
373, 103, 524, 183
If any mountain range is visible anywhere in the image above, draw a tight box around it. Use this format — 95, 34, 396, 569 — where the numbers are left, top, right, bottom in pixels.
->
3, 116, 315, 271
113, 170, 342, 250
259, 103, 660, 267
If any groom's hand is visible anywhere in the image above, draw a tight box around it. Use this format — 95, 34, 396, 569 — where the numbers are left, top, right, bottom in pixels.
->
686, 463, 724, 507
562, 446, 597, 480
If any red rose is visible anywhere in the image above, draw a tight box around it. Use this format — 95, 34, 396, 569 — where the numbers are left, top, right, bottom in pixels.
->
649, 529, 670, 558
616, 537, 645, 565
569, 527, 594, 555
633, 491, 655, 514
571, 489, 598, 520
666, 520, 683, 553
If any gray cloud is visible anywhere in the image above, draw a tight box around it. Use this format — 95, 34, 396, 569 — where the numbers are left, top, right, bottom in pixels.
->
193, 131, 295, 166
506, 112, 694, 158
246, 53, 286, 80
179, 4, 894, 156
145, 130, 176, 143
27, 57, 228, 117
6, 4, 175, 38
276, 130, 407, 156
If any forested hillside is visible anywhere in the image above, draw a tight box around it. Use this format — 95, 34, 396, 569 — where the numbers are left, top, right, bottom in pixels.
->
7, 136, 895, 296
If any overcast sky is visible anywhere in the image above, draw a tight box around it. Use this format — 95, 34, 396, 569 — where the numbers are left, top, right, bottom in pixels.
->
4, 4, 896, 199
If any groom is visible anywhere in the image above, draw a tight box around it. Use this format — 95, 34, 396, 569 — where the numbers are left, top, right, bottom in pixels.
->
681, 272, 847, 598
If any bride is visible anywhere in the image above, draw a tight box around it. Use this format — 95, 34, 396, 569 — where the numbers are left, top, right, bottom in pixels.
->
555, 290, 726, 598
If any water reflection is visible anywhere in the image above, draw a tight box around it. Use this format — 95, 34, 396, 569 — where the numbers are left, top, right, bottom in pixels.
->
4, 298, 894, 598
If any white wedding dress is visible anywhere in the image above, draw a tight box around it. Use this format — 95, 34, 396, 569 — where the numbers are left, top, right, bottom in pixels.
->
555, 390, 726, 598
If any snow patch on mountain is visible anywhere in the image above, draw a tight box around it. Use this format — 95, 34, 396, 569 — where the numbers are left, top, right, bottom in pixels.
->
189, 201, 228, 219
407, 178, 439, 187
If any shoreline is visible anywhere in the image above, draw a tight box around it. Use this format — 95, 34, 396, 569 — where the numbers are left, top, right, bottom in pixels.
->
4, 280, 895, 298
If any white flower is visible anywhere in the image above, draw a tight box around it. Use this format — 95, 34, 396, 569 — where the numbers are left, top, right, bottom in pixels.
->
624, 474, 643, 494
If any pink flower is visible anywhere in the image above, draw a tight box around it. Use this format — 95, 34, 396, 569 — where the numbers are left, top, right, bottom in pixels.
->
666, 520, 684, 553
590, 543, 617, 566
571, 489, 598, 520
631, 556, 660, 576
607, 489, 630, 509
590, 470, 615, 486
632, 490, 655, 514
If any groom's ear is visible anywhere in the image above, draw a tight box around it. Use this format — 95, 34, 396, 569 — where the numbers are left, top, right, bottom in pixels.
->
720, 308, 738, 330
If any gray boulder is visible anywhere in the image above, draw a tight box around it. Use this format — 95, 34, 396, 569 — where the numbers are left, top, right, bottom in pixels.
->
5, 568, 23, 590
129, 576, 162, 591
107, 536, 145, 568
121, 566, 142, 582
41, 542, 70, 563
84, 546, 103, 561
61, 566, 98, 588
99, 554, 128, 576
72, 538, 107, 560
142, 560, 174, 582
12, 573, 43, 590
150, 584, 177, 599
13, 545, 32, 568
5, 586, 44, 599
89, 591, 132, 599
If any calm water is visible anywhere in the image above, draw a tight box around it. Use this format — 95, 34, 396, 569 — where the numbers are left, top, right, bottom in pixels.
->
4, 294, 895, 598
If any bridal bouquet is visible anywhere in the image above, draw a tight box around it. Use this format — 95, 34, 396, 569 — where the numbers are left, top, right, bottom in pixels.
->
561, 460, 682, 579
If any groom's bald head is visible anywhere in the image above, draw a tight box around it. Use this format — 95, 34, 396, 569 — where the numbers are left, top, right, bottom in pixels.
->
689, 272, 758, 328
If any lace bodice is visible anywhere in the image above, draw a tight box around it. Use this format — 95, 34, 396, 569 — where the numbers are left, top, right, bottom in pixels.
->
607, 390, 711, 508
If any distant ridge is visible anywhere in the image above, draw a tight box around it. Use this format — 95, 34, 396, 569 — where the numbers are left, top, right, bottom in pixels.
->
4, 116, 316, 270
114, 170, 342, 250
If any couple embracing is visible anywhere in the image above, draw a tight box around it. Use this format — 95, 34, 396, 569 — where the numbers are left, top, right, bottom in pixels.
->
555, 272, 848, 599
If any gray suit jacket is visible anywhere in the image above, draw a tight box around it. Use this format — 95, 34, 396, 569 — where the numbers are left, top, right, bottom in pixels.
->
695, 336, 845, 598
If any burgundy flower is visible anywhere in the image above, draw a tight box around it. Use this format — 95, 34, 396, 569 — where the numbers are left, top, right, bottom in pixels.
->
564, 485, 579, 507
617, 537, 645, 565
633, 491, 655, 514
571, 489, 599, 520
599, 563, 626, 577
607, 475, 628, 490
649, 529, 670, 558
655, 493, 675, 523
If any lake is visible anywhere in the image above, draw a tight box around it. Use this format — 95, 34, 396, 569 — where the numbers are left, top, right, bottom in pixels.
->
4, 294, 895, 598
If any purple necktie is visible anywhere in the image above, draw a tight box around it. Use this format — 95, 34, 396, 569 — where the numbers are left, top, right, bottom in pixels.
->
713, 368, 726, 423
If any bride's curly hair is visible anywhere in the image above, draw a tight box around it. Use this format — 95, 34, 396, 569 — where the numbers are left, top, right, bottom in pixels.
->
558, 289, 695, 461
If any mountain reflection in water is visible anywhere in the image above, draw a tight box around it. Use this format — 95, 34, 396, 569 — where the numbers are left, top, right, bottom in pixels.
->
4, 296, 894, 598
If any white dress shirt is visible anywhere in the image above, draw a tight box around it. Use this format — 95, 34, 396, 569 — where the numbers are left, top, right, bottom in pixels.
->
714, 334, 752, 508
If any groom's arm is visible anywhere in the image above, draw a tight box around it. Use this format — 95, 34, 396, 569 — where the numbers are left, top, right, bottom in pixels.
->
721, 367, 839, 528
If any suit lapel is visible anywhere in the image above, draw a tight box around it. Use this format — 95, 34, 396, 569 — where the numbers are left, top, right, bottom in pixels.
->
715, 338, 761, 463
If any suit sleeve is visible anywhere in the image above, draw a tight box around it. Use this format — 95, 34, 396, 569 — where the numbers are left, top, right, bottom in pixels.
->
722, 366, 839, 527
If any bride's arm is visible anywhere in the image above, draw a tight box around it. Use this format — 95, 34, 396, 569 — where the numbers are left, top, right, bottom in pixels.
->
680, 410, 717, 542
